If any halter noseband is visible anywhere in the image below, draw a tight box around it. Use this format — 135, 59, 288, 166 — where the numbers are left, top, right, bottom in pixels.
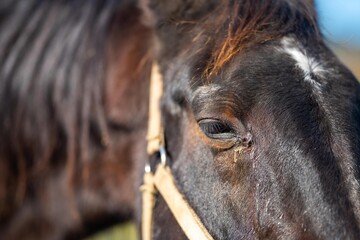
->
140, 63, 214, 240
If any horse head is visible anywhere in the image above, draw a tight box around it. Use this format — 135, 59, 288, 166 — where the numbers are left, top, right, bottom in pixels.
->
141, 0, 360, 238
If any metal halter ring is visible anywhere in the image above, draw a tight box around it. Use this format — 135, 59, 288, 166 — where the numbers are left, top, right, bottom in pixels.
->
145, 161, 152, 173
144, 145, 167, 173
159, 145, 167, 166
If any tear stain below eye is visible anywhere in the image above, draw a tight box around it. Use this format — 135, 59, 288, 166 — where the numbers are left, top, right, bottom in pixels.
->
233, 133, 253, 163
233, 145, 253, 163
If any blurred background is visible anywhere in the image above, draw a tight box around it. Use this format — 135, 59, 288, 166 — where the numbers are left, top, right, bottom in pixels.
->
88, 1, 360, 239
316, 0, 360, 78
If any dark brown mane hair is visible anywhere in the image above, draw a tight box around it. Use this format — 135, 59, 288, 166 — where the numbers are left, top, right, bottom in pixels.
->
0, 0, 121, 225
203, 0, 320, 76
1, 0, 152, 238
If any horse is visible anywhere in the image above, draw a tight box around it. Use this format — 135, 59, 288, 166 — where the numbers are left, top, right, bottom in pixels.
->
1, 0, 360, 239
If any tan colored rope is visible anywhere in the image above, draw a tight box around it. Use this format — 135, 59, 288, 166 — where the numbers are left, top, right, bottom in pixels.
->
140, 172, 156, 240
147, 63, 164, 155
154, 165, 214, 240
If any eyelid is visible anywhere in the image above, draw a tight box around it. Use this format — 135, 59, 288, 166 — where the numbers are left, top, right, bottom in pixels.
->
197, 118, 235, 127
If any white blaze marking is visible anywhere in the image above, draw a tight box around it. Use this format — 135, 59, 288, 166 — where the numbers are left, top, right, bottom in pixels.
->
281, 37, 324, 91
192, 84, 221, 100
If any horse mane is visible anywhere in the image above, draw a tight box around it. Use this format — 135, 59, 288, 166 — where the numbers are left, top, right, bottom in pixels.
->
0, 0, 122, 222
204, 0, 321, 76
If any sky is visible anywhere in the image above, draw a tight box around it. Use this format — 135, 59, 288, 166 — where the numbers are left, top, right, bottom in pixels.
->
316, 0, 360, 47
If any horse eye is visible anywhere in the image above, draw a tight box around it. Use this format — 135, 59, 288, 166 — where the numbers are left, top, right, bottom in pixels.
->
198, 119, 235, 139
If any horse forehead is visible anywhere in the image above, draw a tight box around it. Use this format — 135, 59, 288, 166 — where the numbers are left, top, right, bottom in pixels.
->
189, 36, 333, 103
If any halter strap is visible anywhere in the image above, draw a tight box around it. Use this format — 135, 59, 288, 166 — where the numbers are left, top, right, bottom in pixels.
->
146, 63, 164, 155
141, 63, 214, 240
154, 165, 214, 240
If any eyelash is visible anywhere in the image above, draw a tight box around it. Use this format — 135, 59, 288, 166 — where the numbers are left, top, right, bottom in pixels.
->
200, 121, 232, 135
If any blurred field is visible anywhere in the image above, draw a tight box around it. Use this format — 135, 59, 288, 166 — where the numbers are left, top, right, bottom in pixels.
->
86, 222, 137, 240
332, 46, 360, 79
